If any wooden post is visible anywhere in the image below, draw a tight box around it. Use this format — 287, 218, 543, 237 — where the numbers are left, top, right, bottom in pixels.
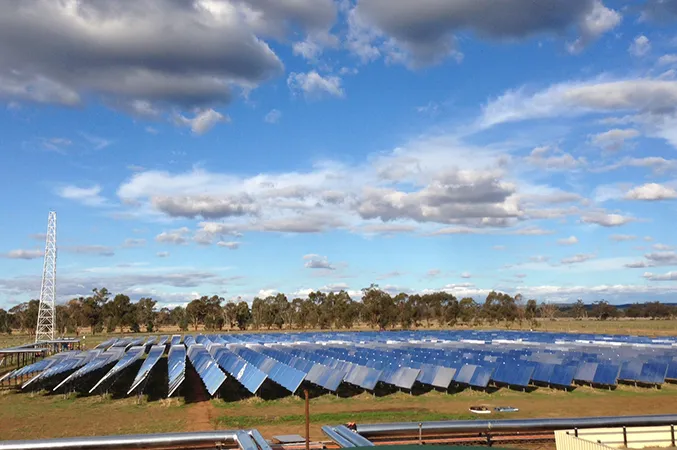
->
304, 389, 310, 450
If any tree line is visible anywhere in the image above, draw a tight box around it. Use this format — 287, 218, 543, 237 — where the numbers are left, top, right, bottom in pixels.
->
0, 285, 676, 336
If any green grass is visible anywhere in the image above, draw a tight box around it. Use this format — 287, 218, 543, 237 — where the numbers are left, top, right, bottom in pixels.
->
215, 409, 475, 428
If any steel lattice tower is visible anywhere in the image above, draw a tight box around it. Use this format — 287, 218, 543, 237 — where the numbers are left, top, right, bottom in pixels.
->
36, 211, 57, 343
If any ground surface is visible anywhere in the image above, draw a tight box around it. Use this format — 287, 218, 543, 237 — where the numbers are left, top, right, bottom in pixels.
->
1, 384, 677, 441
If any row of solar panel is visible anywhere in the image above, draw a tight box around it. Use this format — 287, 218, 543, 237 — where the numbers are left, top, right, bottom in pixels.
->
5, 331, 677, 400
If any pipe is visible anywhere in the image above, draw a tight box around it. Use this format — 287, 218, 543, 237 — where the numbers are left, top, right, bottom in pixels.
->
356, 415, 677, 437
321, 426, 356, 448
0, 430, 246, 450
333, 426, 374, 447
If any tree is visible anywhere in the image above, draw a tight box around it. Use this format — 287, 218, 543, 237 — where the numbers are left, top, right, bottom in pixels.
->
591, 300, 616, 321
625, 303, 645, 318
540, 302, 559, 321
235, 301, 251, 330
103, 294, 136, 332
223, 302, 238, 329
186, 298, 207, 331
440, 292, 460, 326
203, 296, 224, 331
459, 297, 479, 324
136, 297, 157, 332
572, 299, 587, 320
482, 291, 509, 324
0, 309, 11, 334
361, 284, 396, 329
644, 301, 671, 319
251, 297, 265, 330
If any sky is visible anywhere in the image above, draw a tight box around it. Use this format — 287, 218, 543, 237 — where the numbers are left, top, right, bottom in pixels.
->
1, 0, 677, 308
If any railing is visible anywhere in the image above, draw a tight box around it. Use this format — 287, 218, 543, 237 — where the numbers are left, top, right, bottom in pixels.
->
557, 425, 677, 449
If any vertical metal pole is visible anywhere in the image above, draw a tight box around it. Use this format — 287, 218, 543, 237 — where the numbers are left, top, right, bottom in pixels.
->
670, 424, 675, 447
574, 428, 578, 438
304, 389, 310, 450
418, 423, 423, 445
623, 426, 627, 447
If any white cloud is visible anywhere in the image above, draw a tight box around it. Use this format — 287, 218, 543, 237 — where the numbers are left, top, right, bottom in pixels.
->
56, 184, 106, 207
643, 271, 677, 281
122, 238, 146, 248
479, 78, 677, 129
580, 212, 634, 227
351, 0, 620, 67
2, 249, 43, 260
628, 35, 651, 57
610, 234, 637, 242
217, 241, 241, 250
155, 227, 190, 245
524, 146, 585, 170
287, 71, 344, 99
590, 128, 640, 151
625, 183, 677, 201
303, 254, 335, 270
156, 251, 170, 258
175, 109, 228, 135
561, 253, 596, 265
62, 245, 115, 257
558, 236, 579, 246
264, 109, 281, 124
658, 54, 677, 66
460, 272, 472, 279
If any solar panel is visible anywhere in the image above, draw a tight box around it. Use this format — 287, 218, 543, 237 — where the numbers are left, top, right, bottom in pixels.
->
211, 346, 268, 394
128, 345, 165, 395
637, 362, 668, 385
168, 344, 186, 397
187, 344, 227, 396
89, 346, 145, 393
592, 364, 620, 386
53, 348, 126, 392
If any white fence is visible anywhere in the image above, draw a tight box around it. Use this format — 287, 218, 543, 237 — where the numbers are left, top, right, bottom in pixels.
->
556, 425, 677, 450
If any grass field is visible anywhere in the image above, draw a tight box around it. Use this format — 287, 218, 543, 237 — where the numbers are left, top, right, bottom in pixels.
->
2, 383, 677, 441
1, 320, 676, 442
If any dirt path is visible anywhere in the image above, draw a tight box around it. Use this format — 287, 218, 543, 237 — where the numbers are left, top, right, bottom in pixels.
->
186, 401, 217, 431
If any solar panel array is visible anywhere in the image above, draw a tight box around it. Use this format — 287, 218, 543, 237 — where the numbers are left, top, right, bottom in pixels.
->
6, 330, 677, 400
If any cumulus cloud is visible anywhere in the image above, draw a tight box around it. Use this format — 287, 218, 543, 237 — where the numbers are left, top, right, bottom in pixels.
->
175, 109, 228, 135
2, 249, 43, 260
524, 146, 585, 170
591, 129, 640, 151
0, 0, 300, 115
155, 227, 190, 245
351, 0, 620, 67
625, 183, 677, 201
580, 212, 634, 227
287, 71, 344, 99
303, 254, 335, 270
628, 35, 651, 57
558, 236, 579, 245
658, 54, 677, 66
56, 184, 106, 206
643, 271, 677, 281
626, 251, 677, 268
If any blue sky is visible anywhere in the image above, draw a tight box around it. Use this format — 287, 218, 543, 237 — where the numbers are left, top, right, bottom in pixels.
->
1, 0, 677, 308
